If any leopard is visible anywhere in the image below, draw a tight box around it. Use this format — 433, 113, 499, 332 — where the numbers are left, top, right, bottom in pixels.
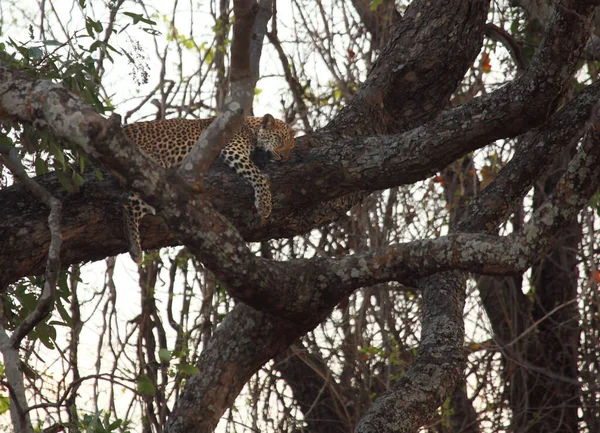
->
121, 114, 295, 264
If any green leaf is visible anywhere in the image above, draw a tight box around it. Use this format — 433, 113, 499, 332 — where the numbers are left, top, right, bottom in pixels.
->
108, 419, 122, 430
158, 348, 171, 363
0, 133, 12, 148
55, 170, 74, 193
85, 17, 103, 37
47, 320, 70, 327
55, 300, 73, 326
20, 361, 38, 380
35, 322, 56, 349
34, 157, 48, 176
19, 292, 38, 313
123, 12, 157, 26
0, 395, 9, 415
72, 171, 85, 187
29, 47, 43, 59
177, 363, 200, 376
48, 141, 66, 169
137, 375, 156, 396
143, 28, 161, 36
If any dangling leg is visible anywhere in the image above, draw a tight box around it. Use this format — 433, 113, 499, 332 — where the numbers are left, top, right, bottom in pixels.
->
220, 148, 272, 219
123, 193, 155, 264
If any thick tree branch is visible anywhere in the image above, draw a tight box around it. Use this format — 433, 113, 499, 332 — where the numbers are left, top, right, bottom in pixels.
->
6, 75, 594, 322
177, 104, 245, 188
355, 271, 467, 433
325, 0, 490, 135
1, 0, 595, 289
166, 303, 307, 432
2, 66, 599, 290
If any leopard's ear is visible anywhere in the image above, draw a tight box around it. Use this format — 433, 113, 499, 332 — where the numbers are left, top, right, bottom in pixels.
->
261, 114, 275, 129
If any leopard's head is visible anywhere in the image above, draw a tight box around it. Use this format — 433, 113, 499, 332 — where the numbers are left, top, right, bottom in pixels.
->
256, 114, 295, 161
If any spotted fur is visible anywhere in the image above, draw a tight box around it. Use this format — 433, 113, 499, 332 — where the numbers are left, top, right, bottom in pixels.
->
122, 114, 295, 264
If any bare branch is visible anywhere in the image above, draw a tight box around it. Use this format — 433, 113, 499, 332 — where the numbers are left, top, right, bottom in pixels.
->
0, 146, 63, 433
0, 147, 63, 345
0, 342, 33, 433
8, 197, 62, 346
485, 23, 526, 71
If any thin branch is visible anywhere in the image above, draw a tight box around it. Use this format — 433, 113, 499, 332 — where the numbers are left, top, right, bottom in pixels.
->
0, 146, 63, 347
250, 0, 274, 82
0, 146, 56, 207
485, 23, 526, 71
0, 146, 62, 433
0, 363, 32, 433
176, 102, 244, 187
25, 373, 135, 413
176, 0, 260, 188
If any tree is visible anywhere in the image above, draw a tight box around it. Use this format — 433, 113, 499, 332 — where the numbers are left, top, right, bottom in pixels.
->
0, 0, 599, 432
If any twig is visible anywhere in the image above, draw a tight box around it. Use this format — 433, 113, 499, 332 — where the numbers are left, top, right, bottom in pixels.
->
25, 373, 135, 413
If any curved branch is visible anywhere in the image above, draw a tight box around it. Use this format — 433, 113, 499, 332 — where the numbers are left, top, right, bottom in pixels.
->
0, 146, 63, 433
485, 23, 526, 71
